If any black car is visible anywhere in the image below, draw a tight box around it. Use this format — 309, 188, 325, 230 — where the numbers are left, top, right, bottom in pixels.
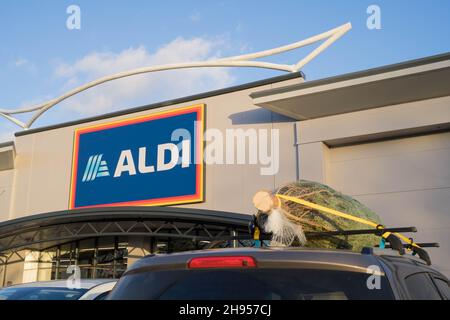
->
108, 247, 449, 300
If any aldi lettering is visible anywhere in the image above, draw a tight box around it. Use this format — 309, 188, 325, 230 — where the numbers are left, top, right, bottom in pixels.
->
69, 104, 204, 209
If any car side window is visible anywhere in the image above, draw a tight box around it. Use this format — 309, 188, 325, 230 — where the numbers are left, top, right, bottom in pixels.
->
94, 291, 111, 300
404, 272, 442, 300
432, 277, 450, 300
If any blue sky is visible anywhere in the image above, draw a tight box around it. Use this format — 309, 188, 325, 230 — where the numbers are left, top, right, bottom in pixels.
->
1, 0, 450, 141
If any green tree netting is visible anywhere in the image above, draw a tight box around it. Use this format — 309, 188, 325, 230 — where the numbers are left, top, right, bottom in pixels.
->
275, 180, 382, 252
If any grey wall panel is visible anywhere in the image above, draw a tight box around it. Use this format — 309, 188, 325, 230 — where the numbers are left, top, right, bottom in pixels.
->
328, 132, 450, 276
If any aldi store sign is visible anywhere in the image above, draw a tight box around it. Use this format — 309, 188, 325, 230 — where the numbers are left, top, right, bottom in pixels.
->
69, 104, 204, 209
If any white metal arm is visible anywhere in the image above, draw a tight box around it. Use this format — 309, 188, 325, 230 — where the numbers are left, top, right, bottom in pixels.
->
0, 23, 351, 129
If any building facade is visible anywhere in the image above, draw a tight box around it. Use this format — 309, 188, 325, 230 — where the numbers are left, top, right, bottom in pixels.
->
0, 52, 449, 286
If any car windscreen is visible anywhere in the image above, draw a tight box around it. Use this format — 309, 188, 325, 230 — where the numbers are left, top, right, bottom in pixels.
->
0, 287, 88, 300
108, 268, 394, 300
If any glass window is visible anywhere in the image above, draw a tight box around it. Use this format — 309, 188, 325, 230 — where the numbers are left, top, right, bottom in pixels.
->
46, 237, 129, 280
432, 277, 450, 300
0, 287, 87, 300
109, 269, 395, 300
97, 236, 114, 249
94, 291, 111, 300
405, 273, 442, 300
78, 238, 96, 251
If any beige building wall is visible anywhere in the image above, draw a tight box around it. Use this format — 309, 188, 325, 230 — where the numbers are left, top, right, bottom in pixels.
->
0, 64, 448, 281
1, 253, 26, 286
3, 77, 301, 220
0, 170, 14, 222
297, 97, 450, 276
1, 250, 54, 286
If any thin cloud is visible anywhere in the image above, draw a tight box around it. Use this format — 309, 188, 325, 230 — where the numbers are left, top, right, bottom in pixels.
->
0, 123, 16, 143
54, 37, 235, 116
14, 58, 28, 67
12, 58, 38, 75
235, 22, 244, 33
189, 10, 201, 22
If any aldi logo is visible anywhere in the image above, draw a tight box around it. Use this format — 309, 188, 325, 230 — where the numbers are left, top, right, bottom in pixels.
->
69, 104, 204, 209
81, 154, 110, 182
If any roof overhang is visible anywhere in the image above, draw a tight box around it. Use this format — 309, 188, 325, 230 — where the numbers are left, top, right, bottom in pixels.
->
251, 52, 450, 120
0, 207, 253, 254
0, 141, 15, 171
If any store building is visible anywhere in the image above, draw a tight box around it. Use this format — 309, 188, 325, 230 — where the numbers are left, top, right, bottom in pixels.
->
0, 52, 449, 286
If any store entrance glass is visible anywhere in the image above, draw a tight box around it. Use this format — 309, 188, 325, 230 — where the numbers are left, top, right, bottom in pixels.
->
44, 235, 214, 280
47, 237, 128, 280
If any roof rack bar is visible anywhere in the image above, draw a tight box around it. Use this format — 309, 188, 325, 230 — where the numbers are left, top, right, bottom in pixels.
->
203, 226, 418, 242
305, 227, 417, 238
378, 242, 440, 249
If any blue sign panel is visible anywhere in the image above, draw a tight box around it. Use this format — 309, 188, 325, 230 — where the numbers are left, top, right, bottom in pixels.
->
69, 104, 204, 209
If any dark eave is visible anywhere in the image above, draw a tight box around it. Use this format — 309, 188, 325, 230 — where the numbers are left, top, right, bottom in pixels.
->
0, 206, 254, 253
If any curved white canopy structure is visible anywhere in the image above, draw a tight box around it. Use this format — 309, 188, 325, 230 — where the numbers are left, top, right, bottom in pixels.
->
0, 23, 351, 130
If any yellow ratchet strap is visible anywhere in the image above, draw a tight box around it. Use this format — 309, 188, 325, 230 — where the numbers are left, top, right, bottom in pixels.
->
253, 226, 261, 241
275, 194, 420, 249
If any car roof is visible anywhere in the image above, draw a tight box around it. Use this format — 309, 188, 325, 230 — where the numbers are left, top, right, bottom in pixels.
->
127, 247, 386, 275
4, 279, 117, 290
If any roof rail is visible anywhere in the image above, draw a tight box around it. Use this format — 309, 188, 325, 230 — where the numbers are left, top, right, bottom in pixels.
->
302, 227, 438, 266
363, 245, 439, 266
247, 219, 438, 265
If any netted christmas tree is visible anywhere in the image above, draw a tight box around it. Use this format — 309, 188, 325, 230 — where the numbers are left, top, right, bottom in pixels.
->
268, 180, 382, 251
